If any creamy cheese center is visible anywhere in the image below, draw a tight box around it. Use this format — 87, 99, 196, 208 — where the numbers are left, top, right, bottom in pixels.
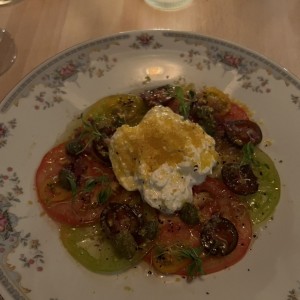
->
108, 105, 217, 213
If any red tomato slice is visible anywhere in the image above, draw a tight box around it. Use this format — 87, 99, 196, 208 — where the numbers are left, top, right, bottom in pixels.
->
147, 177, 252, 277
193, 177, 252, 274
145, 214, 201, 275
219, 103, 249, 122
35, 143, 115, 226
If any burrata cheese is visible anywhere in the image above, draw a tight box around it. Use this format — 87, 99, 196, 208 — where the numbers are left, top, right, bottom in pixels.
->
108, 105, 218, 214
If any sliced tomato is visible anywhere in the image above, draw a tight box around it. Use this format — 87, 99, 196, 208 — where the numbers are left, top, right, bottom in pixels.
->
60, 223, 154, 274
219, 103, 249, 122
241, 148, 281, 224
35, 143, 115, 226
193, 177, 252, 274
145, 214, 201, 275
147, 177, 252, 277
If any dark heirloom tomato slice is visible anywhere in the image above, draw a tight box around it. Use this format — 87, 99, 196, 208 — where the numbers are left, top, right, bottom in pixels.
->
140, 85, 175, 107
222, 163, 259, 195
201, 216, 239, 256
100, 203, 142, 237
192, 177, 252, 275
224, 119, 263, 146
35, 143, 115, 226
100, 201, 159, 260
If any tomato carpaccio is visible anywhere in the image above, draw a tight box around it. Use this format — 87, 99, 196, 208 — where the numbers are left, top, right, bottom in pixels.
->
35, 142, 117, 226
144, 177, 252, 276
193, 177, 252, 274
35, 85, 280, 279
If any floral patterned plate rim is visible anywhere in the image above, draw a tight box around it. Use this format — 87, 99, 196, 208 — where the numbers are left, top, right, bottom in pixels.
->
0, 29, 299, 300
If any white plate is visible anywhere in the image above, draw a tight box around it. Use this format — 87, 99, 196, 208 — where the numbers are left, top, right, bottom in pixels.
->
0, 30, 299, 300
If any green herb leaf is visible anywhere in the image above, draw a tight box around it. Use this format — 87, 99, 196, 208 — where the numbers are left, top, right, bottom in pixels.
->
175, 86, 190, 119
241, 142, 255, 165
84, 175, 110, 193
188, 89, 196, 101
241, 142, 271, 171
98, 187, 112, 204
84, 179, 98, 193
81, 117, 103, 140
67, 175, 77, 197
178, 247, 204, 277
58, 168, 77, 196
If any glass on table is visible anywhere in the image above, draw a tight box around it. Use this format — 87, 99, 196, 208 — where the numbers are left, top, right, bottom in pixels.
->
0, 0, 20, 75
0, 28, 16, 76
0, 0, 22, 5
144, 0, 193, 11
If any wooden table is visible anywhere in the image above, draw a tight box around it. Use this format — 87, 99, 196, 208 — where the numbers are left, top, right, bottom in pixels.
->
0, 0, 300, 103
0, 1, 299, 299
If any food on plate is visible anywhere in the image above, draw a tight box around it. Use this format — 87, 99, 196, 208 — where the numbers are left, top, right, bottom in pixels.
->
109, 105, 218, 213
35, 84, 280, 279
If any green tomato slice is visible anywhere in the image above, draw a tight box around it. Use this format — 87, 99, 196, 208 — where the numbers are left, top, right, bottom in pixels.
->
83, 94, 148, 126
241, 148, 281, 225
60, 224, 152, 274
